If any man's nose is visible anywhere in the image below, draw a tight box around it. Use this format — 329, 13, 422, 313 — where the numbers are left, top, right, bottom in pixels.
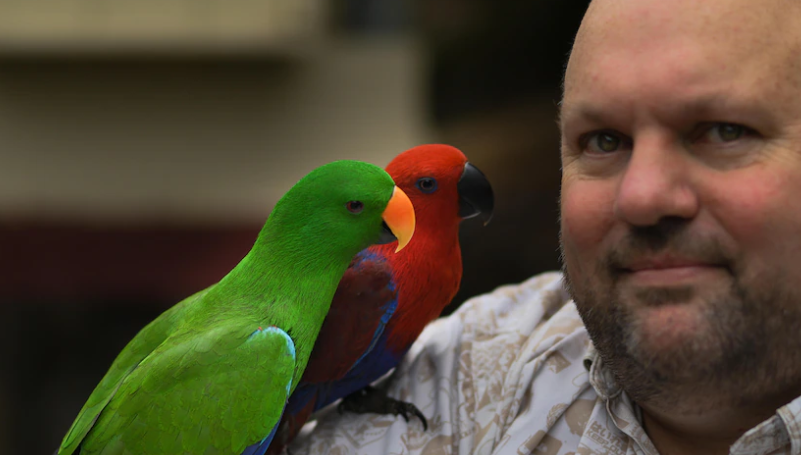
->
613, 136, 699, 226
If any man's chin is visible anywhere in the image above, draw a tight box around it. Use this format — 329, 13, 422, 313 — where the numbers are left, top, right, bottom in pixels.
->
628, 303, 711, 359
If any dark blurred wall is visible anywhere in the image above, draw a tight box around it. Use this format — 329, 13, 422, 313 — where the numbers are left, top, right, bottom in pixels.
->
0, 0, 590, 453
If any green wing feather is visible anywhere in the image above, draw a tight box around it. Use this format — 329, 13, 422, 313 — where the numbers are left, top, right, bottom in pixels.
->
58, 290, 202, 455
59, 295, 296, 455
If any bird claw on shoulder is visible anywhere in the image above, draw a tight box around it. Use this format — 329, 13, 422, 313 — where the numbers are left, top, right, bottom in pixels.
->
336, 386, 429, 431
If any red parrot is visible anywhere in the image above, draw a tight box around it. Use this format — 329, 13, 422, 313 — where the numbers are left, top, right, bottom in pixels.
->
266, 144, 494, 454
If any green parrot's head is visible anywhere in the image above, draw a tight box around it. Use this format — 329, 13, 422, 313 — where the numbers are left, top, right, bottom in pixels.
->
265, 160, 416, 262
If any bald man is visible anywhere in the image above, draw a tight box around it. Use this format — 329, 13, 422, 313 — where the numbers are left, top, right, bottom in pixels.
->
285, 1, 801, 454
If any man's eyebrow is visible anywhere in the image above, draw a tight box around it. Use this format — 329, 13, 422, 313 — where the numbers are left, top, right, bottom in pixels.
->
677, 94, 758, 118
556, 102, 605, 130
557, 93, 763, 131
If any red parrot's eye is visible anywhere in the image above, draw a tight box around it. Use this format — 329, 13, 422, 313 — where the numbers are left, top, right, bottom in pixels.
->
346, 201, 364, 213
416, 177, 438, 194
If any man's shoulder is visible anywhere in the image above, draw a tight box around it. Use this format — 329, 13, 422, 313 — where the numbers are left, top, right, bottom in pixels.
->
399, 271, 591, 418
410, 271, 584, 360
453, 270, 573, 330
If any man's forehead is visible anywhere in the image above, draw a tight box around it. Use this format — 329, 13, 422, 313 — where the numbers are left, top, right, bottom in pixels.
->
569, 0, 789, 73
559, 0, 801, 125
577, 0, 786, 37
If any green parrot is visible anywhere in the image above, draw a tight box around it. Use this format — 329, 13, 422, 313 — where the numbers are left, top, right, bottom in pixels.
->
56, 160, 417, 455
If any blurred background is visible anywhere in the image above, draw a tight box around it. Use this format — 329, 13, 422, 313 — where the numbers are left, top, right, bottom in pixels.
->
0, 0, 589, 452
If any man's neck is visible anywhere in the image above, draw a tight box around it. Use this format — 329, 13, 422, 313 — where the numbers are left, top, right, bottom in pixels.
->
637, 390, 798, 455
640, 406, 764, 455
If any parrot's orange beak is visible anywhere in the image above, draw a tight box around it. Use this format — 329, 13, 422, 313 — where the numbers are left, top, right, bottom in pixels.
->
382, 186, 415, 253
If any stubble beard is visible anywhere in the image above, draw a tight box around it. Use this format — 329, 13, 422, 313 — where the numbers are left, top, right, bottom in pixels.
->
560, 225, 801, 416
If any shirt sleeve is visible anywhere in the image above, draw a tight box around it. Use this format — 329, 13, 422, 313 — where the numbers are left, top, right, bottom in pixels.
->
285, 271, 582, 455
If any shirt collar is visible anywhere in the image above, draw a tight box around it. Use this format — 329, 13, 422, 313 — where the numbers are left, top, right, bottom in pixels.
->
583, 343, 623, 401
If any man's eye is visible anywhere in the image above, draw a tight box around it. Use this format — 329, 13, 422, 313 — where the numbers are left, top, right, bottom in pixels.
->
691, 122, 756, 145
703, 123, 747, 143
583, 131, 624, 154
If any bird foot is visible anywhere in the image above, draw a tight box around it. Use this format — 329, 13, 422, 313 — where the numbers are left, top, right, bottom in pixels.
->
337, 386, 428, 430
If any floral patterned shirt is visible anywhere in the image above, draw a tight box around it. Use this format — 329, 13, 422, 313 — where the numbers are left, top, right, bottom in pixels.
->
285, 272, 801, 455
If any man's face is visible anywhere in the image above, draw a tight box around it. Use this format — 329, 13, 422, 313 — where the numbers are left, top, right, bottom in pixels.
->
559, 0, 801, 406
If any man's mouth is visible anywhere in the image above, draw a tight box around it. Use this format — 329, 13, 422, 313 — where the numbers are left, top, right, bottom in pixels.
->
618, 255, 724, 286
624, 256, 714, 272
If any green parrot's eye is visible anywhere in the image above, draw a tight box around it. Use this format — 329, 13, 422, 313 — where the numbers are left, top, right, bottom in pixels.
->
346, 200, 364, 214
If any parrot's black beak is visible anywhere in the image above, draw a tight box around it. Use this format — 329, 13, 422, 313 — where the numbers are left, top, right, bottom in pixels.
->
458, 162, 494, 225
377, 221, 398, 244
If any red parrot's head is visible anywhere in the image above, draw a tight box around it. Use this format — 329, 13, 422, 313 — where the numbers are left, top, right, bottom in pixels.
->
385, 144, 495, 234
